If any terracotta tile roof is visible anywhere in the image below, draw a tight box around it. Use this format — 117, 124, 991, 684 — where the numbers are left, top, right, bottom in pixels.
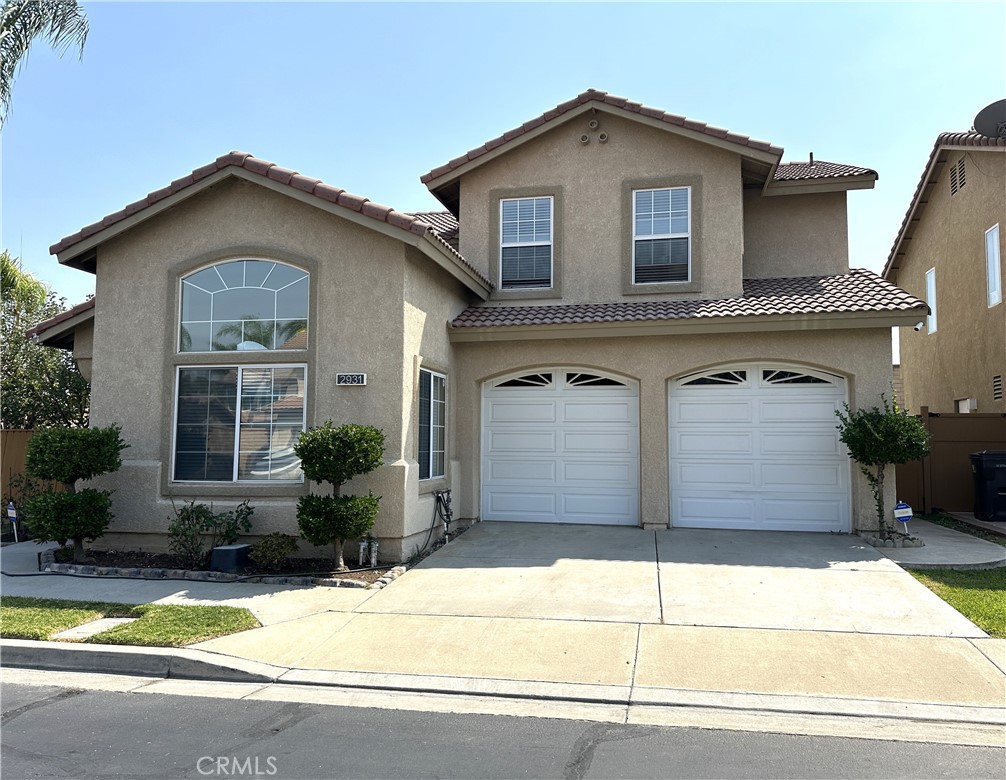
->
49, 152, 491, 289
451, 270, 926, 329
421, 89, 783, 184
773, 160, 877, 181
26, 297, 96, 340
885, 131, 1006, 278
408, 210, 459, 249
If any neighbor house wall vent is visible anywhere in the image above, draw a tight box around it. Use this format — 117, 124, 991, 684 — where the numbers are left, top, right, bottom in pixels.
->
950, 157, 966, 195
994, 374, 1003, 401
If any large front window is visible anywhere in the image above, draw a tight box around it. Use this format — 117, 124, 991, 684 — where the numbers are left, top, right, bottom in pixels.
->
173, 365, 306, 482
180, 259, 308, 352
500, 197, 552, 289
418, 369, 446, 480
633, 187, 690, 284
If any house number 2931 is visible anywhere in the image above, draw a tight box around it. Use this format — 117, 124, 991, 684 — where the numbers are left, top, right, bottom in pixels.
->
336, 373, 367, 386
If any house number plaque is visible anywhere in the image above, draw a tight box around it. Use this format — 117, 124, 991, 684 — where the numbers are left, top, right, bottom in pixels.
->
336, 373, 367, 386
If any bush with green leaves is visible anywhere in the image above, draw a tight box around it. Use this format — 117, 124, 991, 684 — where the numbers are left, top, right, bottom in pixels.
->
167, 500, 255, 570
835, 395, 930, 536
294, 422, 384, 570
249, 533, 299, 570
24, 425, 127, 562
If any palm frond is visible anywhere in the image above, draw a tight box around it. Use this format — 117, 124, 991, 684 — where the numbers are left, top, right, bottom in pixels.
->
0, 0, 88, 125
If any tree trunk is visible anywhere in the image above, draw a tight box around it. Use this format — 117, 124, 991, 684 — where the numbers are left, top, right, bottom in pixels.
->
333, 539, 346, 571
72, 536, 86, 563
875, 463, 888, 536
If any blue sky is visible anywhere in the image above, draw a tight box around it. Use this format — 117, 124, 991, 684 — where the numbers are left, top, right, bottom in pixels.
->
3, 1, 1005, 308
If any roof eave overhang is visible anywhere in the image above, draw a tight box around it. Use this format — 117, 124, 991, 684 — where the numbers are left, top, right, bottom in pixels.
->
55, 168, 491, 299
425, 101, 781, 207
763, 175, 878, 197
30, 307, 95, 351
449, 308, 927, 343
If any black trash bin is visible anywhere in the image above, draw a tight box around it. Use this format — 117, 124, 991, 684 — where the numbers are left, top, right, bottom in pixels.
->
970, 451, 1006, 522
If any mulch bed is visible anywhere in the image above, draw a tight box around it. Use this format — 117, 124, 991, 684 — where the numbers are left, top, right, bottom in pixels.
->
82, 549, 388, 585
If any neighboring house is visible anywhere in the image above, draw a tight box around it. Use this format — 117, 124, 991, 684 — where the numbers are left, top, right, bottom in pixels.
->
31, 90, 927, 559
883, 131, 1006, 414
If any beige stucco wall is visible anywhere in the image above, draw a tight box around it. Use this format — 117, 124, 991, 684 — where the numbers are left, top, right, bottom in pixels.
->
743, 190, 849, 279
452, 327, 896, 533
86, 177, 466, 560
457, 110, 745, 303
895, 150, 1006, 413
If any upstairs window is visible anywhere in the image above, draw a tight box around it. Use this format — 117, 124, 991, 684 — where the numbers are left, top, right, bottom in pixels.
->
987, 224, 1001, 307
500, 197, 552, 289
926, 267, 937, 334
633, 187, 690, 284
180, 259, 308, 352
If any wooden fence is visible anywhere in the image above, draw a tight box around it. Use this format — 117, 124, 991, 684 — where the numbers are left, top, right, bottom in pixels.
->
1, 429, 35, 505
895, 409, 1006, 513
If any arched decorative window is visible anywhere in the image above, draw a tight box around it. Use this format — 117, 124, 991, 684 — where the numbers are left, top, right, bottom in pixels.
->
179, 259, 308, 352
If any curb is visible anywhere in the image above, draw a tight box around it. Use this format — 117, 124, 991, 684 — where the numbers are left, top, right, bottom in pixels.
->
4, 639, 1004, 728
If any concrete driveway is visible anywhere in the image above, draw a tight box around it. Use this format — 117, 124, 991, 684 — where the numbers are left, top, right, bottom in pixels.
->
357, 521, 983, 636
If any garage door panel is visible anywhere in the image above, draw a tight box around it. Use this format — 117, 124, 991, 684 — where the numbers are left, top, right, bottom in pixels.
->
488, 401, 557, 424
563, 460, 635, 485
761, 497, 845, 527
561, 491, 637, 523
488, 459, 557, 482
487, 430, 556, 454
562, 400, 635, 423
677, 462, 755, 489
759, 399, 840, 423
679, 495, 759, 525
563, 431, 634, 454
760, 431, 841, 456
486, 490, 557, 518
760, 463, 843, 489
674, 400, 752, 424
675, 432, 754, 456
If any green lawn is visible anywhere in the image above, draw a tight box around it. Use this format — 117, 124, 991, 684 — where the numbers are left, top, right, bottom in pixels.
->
0, 596, 259, 646
909, 568, 1006, 638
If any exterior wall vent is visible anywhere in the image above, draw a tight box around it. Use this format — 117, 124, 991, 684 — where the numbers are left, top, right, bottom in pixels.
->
950, 157, 966, 195
994, 374, 1003, 401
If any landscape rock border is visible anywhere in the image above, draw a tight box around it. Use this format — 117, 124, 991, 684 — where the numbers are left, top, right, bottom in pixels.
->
40, 556, 408, 589
857, 533, 926, 549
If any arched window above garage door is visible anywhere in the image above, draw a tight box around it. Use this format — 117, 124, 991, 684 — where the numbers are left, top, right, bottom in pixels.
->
492, 370, 631, 390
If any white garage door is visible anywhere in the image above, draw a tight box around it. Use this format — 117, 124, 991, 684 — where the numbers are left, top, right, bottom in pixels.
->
482, 369, 639, 525
669, 364, 850, 532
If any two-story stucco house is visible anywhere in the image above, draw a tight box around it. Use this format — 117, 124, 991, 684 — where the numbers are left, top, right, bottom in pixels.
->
883, 131, 1006, 414
33, 90, 928, 560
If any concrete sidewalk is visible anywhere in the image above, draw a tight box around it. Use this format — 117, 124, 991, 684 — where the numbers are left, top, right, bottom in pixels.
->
3, 523, 1005, 740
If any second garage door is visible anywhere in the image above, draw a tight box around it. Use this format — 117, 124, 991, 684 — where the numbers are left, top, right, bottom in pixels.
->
669, 364, 851, 532
482, 369, 639, 525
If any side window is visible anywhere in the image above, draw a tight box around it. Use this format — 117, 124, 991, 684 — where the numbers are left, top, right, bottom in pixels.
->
987, 224, 1001, 307
180, 259, 308, 352
500, 197, 552, 289
925, 267, 937, 334
633, 187, 690, 284
419, 369, 446, 480
173, 365, 306, 482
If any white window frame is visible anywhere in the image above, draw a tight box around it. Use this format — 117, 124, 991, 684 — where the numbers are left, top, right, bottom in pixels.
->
499, 196, 553, 290
925, 267, 937, 334
632, 186, 692, 285
987, 224, 1001, 308
418, 368, 446, 481
171, 363, 307, 483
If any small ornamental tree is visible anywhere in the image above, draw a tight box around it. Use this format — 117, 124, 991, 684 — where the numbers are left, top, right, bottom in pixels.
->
835, 396, 930, 537
24, 425, 128, 561
294, 422, 384, 570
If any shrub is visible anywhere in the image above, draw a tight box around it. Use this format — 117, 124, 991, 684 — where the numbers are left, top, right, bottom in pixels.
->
24, 425, 127, 561
250, 533, 299, 570
167, 500, 255, 570
836, 396, 930, 536
294, 421, 385, 570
